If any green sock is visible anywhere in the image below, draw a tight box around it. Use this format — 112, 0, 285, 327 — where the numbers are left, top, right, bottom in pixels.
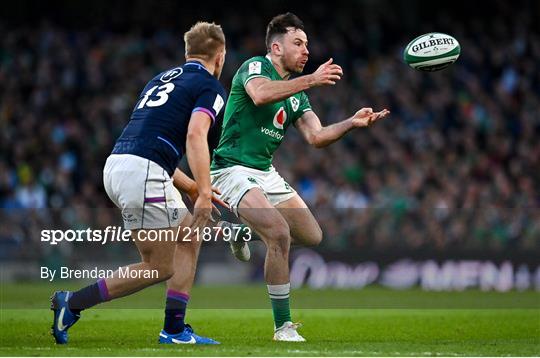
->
268, 283, 292, 328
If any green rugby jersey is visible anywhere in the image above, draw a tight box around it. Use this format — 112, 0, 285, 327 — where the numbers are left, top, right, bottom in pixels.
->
211, 55, 312, 171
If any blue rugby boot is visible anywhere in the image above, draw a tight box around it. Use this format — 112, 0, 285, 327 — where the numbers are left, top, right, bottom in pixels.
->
158, 324, 220, 345
50, 291, 80, 344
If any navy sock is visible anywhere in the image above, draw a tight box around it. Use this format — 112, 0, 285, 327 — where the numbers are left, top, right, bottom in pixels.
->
68, 278, 110, 314
163, 289, 189, 334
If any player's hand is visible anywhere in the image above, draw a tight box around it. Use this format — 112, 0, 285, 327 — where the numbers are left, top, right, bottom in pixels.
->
189, 196, 213, 232
351, 108, 390, 127
309, 58, 343, 87
187, 186, 228, 221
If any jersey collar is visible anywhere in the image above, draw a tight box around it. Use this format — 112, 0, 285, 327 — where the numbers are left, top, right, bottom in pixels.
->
264, 54, 286, 80
184, 60, 210, 74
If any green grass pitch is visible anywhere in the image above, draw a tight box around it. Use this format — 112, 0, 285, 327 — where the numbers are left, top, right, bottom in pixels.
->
1, 283, 539, 356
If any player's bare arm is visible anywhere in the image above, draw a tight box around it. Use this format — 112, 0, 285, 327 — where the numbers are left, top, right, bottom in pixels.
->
172, 168, 197, 196
295, 108, 390, 148
245, 58, 343, 106
186, 111, 214, 229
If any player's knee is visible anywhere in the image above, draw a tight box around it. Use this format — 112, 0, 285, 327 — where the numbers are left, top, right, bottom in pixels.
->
266, 226, 291, 256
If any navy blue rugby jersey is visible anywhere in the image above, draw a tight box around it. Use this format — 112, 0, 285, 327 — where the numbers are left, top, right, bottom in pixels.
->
111, 61, 227, 176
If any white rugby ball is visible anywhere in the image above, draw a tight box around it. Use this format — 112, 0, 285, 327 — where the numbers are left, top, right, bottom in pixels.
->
403, 32, 461, 71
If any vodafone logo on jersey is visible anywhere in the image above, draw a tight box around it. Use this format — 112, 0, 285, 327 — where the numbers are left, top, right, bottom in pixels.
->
273, 107, 287, 129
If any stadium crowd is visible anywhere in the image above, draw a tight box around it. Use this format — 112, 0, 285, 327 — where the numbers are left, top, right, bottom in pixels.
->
1, 0, 538, 261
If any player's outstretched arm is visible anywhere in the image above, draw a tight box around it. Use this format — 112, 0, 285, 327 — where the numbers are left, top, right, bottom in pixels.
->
295, 108, 390, 148
246, 58, 343, 106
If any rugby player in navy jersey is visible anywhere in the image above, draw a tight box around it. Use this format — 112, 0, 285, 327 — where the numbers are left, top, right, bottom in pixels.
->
51, 22, 228, 345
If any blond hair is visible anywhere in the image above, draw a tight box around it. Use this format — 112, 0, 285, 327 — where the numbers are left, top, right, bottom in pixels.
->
184, 22, 225, 61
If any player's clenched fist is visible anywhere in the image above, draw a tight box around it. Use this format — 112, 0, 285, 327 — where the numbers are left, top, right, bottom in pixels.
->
351, 108, 391, 127
308, 58, 343, 86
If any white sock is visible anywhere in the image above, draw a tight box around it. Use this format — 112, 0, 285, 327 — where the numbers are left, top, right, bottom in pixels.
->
267, 283, 290, 299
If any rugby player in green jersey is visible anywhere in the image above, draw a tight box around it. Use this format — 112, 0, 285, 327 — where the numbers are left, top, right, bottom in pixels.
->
212, 13, 390, 341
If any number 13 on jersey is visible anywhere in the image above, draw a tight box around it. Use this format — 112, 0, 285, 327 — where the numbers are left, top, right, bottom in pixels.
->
137, 83, 175, 109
